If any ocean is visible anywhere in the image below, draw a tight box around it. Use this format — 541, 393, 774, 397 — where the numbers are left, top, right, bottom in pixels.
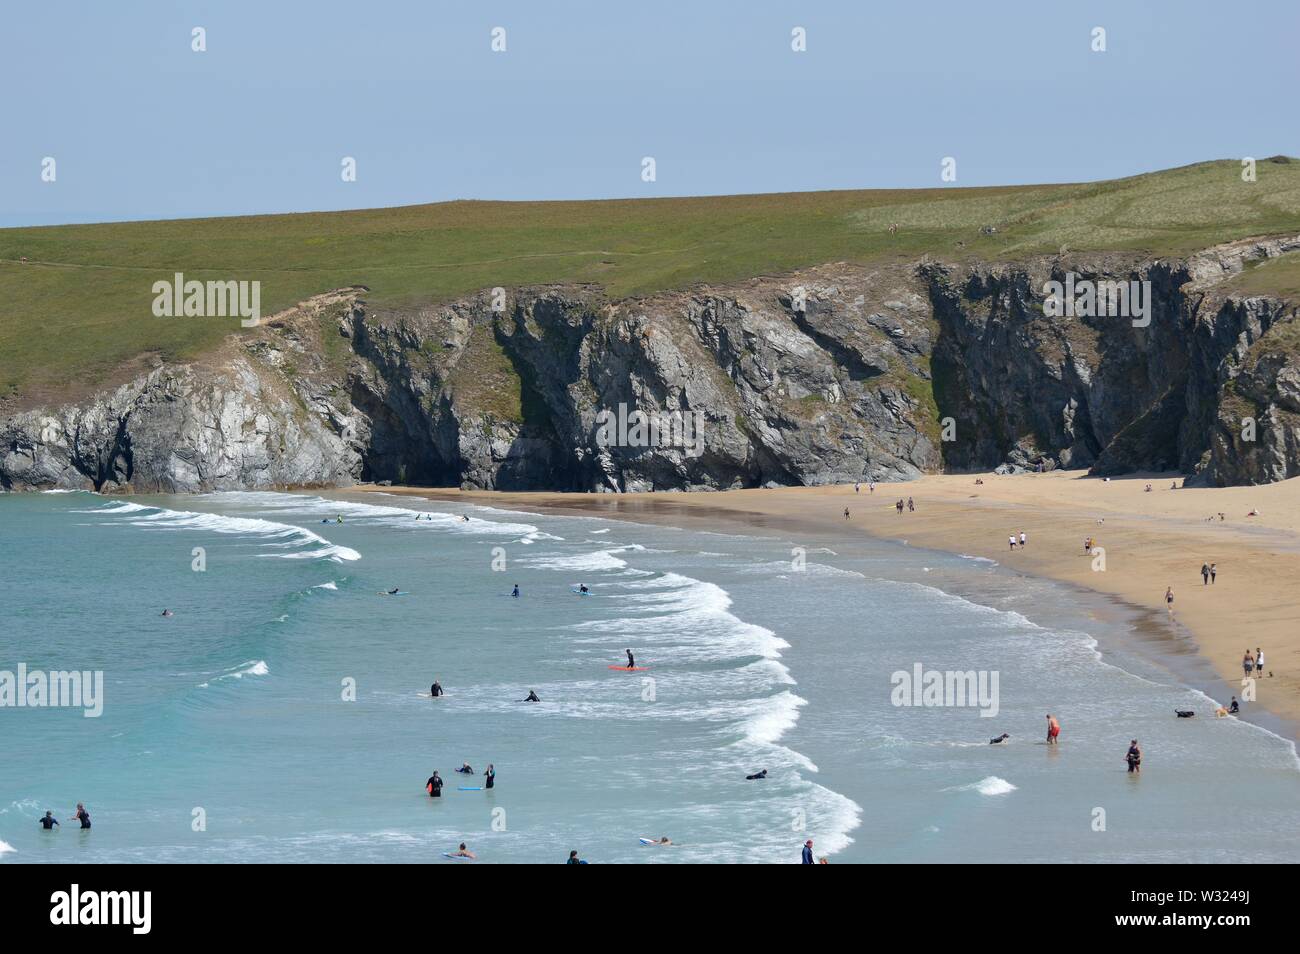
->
2, 489, 1298, 863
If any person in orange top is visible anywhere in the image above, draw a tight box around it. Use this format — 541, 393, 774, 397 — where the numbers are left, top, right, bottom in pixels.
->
1046, 714, 1061, 745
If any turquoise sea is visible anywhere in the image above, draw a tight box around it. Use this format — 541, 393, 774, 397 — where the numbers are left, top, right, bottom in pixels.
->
2, 489, 1298, 863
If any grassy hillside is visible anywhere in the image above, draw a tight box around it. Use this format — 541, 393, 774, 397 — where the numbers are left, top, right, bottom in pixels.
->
2, 157, 1298, 409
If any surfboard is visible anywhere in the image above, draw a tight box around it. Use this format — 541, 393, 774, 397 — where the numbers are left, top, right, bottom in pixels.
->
442, 853, 474, 861
608, 665, 649, 671
458, 786, 483, 791
570, 586, 592, 596
638, 838, 656, 845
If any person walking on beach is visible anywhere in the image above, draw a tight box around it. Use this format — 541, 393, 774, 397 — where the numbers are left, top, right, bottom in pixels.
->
1019, 531, 1026, 548
896, 499, 904, 515
1125, 740, 1142, 774
854, 482, 860, 493
1046, 714, 1060, 745
1242, 650, 1255, 680
869, 481, 875, 494
1201, 563, 1210, 585
1165, 587, 1174, 613
844, 507, 850, 520
1255, 647, 1265, 674
1009, 534, 1017, 551
1210, 563, 1217, 583
907, 497, 915, 512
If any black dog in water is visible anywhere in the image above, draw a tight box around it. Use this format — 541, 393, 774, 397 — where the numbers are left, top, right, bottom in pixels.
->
989, 733, 1010, 744
745, 770, 768, 780
1175, 709, 1196, 718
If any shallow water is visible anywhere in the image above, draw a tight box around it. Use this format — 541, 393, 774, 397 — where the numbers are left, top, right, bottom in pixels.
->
1, 490, 1297, 863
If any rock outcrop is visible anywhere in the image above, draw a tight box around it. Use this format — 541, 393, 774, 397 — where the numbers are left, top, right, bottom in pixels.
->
3, 238, 1298, 492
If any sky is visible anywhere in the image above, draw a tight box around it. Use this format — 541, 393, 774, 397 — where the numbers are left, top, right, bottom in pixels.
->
1, 0, 1297, 226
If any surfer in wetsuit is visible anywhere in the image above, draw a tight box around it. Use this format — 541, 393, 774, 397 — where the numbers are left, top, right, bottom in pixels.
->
430, 680, 443, 697
512, 584, 520, 598
746, 769, 768, 780
1125, 739, 1142, 774
579, 584, 589, 594
74, 803, 91, 829
523, 690, 540, 702
386, 587, 400, 595
39, 811, 59, 830
427, 771, 443, 797
484, 764, 495, 789
456, 762, 474, 775
161, 609, 173, 617
625, 649, 635, 670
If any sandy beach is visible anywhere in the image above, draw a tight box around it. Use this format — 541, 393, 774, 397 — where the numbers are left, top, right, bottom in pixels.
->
354, 470, 1300, 736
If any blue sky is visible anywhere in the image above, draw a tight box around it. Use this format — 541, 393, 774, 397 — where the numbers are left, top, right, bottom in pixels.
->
2, 0, 1297, 226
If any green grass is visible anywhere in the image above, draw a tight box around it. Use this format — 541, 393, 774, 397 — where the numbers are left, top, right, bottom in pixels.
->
2, 157, 1299, 408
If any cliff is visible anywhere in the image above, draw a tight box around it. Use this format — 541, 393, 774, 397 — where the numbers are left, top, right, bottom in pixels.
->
3, 237, 1298, 493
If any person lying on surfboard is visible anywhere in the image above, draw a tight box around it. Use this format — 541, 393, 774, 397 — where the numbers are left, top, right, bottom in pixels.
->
448, 842, 475, 859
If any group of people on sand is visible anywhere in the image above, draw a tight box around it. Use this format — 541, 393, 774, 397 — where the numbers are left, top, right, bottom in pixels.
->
1243, 648, 1267, 679
1007, 531, 1027, 550
1199, 562, 1218, 585
853, 481, 876, 494
894, 497, 915, 514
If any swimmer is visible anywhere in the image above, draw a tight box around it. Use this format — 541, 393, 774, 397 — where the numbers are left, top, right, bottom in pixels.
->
455, 762, 474, 775
386, 587, 400, 595
648, 836, 671, 846
449, 842, 476, 858
522, 690, 540, 702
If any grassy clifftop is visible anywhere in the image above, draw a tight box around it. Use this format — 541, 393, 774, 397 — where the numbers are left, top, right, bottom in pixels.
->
2, 157, 1298, 409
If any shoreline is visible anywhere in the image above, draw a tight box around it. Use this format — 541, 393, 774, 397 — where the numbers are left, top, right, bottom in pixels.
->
341, 471, 1300, 743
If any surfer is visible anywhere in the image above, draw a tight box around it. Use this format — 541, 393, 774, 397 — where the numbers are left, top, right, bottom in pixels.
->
523, 690, 540, 702
161, 609, 173, 617
746, 769, 768, 780
74, 803, 91, 829
579, 584, 589, 594
386, 587, 400, 595
648, 836, 671, 846
567, 850, 585, 864
512, 584, 520, 598
455, 762, 474, 775
336, 516, 343, 523
461, 515, 470, 523
1046, 714, 1060, 744
484, 764, 495, 789
625, 649, 635, 670
426, 771, 444, 797
39, 811, 59, 830
1125, 739, 1142, 774
430, 680, 443, 697
449, 842, 476, 859
989, 733, 1010, 745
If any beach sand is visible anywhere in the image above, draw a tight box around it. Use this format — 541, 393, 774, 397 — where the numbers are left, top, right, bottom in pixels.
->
351, 470, 1300, 735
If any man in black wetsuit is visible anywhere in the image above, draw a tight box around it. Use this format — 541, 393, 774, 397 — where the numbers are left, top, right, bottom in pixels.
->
512, 584, 520, 598
427, 772, 443, 797
39, 811, 59, 830
74, 803, 91, 829
484, 764, 495, 789
625, 649, 635, 670
523, 690, 540, 702
430, 680, 443, 697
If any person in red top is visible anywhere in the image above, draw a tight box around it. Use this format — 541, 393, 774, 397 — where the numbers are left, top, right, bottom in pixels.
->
1046, 714, 1061, 744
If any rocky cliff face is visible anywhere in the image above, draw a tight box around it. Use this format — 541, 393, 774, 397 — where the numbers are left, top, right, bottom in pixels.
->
3, 238, 1298, 493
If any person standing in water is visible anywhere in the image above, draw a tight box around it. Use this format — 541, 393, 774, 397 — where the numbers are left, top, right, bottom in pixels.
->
511, 584, 520, 598
484, 764, 495, 790
426, 771, 443, 797
74, 803, 91, 829
430, 679, 444, 698
523, 689, 540, 702
39, 811, 59, 830
1046, 714, 1060, 744
1125, 740, 1142, 774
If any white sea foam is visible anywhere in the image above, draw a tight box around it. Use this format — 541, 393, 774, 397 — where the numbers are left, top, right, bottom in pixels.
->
0, 840, 15, 855
313, 581, 338, 591
944, 776, 1017, 796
